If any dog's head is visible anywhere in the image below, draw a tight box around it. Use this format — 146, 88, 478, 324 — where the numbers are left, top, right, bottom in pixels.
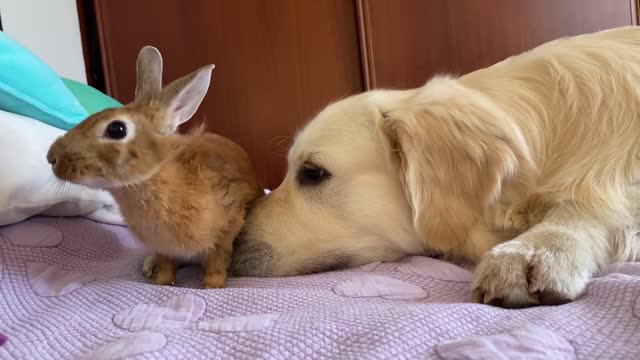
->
232, 77, 531, 276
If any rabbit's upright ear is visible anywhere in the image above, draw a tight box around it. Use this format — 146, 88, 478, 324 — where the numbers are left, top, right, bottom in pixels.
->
135, 46, 163, 101
158, 64, 214, 131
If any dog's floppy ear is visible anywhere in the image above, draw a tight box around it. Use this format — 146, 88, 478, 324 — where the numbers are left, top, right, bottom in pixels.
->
379, 80, 532, 252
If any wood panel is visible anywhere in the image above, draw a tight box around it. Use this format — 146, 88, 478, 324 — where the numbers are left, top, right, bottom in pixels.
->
359, 0, 638, 89
93, 0, 363, 189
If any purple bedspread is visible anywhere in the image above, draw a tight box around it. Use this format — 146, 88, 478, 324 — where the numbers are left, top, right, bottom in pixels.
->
0, 217, 638, 359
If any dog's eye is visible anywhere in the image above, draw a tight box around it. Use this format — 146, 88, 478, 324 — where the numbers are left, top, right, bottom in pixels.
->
298, 165, 330, 186
105, 121, 127, 140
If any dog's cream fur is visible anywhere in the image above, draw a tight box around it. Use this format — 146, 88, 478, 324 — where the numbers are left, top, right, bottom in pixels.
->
232, 26, 640, 307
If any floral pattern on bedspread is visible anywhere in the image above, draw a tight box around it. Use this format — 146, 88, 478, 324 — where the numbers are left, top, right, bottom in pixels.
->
0, 217, 639, 359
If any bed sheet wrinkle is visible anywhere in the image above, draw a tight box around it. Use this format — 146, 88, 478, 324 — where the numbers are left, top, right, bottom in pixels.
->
0, 216, 638, 359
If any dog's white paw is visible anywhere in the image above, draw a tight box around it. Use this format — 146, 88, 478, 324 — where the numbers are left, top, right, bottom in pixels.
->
142, 255, 158, 279
471, 236, 589, 308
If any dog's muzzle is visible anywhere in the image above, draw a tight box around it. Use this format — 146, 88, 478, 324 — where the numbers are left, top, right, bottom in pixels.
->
230, 232, 275, 277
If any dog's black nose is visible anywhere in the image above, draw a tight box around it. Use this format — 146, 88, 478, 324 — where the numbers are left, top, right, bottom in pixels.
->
48, 156, 57, 166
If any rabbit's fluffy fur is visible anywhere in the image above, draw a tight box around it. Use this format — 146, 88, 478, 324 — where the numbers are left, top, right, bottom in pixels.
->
232, 26, 640, 307
48, 47, 262, 289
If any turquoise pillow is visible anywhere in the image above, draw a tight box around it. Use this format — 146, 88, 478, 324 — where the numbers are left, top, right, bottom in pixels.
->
0, 31, 88, 130
62, 78, 122, 115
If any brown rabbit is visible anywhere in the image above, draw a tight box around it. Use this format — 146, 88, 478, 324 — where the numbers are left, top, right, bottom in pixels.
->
47, 46, 262, 289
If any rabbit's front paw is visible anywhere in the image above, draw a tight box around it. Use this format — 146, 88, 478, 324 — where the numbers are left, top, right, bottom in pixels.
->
142, 255, 157, 279
142, 255, 175, 286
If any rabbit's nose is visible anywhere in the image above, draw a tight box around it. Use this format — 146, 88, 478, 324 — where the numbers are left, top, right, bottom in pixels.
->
47, 137, 65, 167
47, 149, 59, 167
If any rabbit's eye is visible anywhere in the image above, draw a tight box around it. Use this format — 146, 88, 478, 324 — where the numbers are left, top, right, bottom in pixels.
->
105, 121, 127, 140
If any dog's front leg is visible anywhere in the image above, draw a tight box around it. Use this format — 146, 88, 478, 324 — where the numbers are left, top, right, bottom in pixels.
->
471, 204, 611, 308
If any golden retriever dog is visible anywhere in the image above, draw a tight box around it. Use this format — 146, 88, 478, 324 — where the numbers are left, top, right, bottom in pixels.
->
231, 26, 640, 308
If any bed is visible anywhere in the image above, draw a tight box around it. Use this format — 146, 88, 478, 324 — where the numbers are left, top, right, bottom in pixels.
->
0, 216, 638, 359
1, 26, 638, 360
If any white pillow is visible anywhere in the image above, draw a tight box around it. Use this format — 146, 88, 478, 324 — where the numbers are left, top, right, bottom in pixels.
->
0, 109, 123, 225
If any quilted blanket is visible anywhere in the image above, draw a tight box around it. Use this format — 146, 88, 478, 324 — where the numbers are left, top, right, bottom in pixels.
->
0, 216, 639, 359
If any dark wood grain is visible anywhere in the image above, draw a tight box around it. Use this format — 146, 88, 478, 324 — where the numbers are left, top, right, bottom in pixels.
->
77, 0, 107, 90
75, 0, 89, 83
361, 0, 638, 89
87, 0, 636, 187
93, 0, 363, 189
